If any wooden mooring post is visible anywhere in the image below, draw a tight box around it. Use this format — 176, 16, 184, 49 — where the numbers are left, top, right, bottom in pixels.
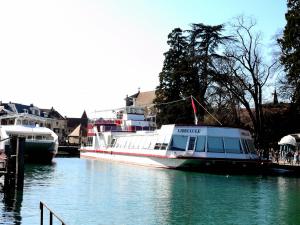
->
3, 136, 26, 191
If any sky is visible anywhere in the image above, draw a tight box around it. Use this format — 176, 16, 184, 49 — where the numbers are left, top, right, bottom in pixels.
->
0, 0, 287, 117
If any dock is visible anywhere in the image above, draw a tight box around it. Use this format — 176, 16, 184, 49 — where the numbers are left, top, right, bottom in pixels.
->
57, 145, 80, 157
0, 136, 25, 190
0, 158, 6, 177
269, 161, 300, 176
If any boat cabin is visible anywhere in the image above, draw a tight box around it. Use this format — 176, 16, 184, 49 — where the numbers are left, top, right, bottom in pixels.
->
87, 124, 258, 160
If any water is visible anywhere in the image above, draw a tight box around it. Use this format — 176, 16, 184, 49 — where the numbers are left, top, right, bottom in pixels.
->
1, 158, 300, 225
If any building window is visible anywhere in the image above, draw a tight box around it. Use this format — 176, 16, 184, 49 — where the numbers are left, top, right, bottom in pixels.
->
54, 128, 60, 134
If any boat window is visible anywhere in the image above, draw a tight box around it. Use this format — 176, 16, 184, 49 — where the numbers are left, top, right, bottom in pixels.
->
114, 139, 119, 148
140, 137, 146, 149
87, 137, 93, 146
143, 136, 151, 149
195, 136, 206, 152
149, 136, 158, 150
127, 138, 134, 149
246, 139, 256, 154
36, 136, 43, 140
154, 143, 161, 150
187, 137, 196, 150
207, 137, 224, 153
131, 137, 137, 148
143, 136, 152, 149
161, 143, 168, 150
169, 135, 188, 151
138, 136, 145, 149
136, 137, 142, 149
136, 137, 141, 149
131, 137, 137, 149
123, 140, 127, 148
224, 138, 242, 153
242, 139, 249, 154
111, 138, 116, 147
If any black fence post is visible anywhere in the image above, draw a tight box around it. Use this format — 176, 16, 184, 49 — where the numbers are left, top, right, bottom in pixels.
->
40, 202, 44, 225
40, 202, 67, 225
50, 211, 53, 225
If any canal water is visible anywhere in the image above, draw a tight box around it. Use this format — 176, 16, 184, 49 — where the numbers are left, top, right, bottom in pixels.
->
1, 158, 300, 225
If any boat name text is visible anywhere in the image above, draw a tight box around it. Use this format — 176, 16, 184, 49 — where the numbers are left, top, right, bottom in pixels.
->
177, 128, 202, 133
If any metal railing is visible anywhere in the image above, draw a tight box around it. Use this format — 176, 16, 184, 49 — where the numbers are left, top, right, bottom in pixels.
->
40, 201, 67, 225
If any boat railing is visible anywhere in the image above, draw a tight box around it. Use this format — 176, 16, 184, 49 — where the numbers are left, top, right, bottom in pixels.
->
40, 201, 67, 225
0, 137, 11, 143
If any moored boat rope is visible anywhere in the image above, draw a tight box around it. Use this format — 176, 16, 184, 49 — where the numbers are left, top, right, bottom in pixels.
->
91, 95, 223, 126
190, 96, 223, 126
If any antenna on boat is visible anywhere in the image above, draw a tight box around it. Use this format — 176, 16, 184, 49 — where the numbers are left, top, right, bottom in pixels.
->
190, 95, 223, 126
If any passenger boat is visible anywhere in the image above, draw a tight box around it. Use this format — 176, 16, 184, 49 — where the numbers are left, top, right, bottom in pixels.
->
80, 106, 264, 172
0, 125, 58, 163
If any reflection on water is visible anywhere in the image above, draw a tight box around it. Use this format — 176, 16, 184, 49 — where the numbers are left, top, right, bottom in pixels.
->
0, 187, 23, 225
0, 163, 56, 225
1, 158, 300, 225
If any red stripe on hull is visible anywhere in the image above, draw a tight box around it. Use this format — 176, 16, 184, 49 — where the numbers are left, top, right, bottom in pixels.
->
80, 149, 261, 163
80, 149, 170, 159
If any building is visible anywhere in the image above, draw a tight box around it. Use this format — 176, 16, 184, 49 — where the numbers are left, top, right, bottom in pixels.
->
125, 90, 157, 128
65, 111, 88, 145
0, 102, 67, 144
41, 107, 67, 143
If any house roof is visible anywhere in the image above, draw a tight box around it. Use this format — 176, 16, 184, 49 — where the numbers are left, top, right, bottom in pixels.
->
67, 118, 82, 128
81, 110, 88, 119
1, 103, 42, 115
40, 107, 65, 120
66, 111, 88, 128
68, 124, 81, 137
0, 102, 65, 119
126, 90, 156, 107
2, 103, 29, 114
135, 91, 156, 106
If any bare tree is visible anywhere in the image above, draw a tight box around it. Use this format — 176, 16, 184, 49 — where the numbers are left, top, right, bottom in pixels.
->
215, 16, 277, 150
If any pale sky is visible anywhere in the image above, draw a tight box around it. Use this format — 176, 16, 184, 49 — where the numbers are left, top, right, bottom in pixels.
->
0, 0, 287, 117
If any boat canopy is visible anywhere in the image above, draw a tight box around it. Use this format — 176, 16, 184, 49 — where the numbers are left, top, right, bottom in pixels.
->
278, 135, 297, 146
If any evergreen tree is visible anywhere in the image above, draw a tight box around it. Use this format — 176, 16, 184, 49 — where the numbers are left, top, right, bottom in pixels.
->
278, 0, 300, 105
155, 24, 230, 126
187, 23, 231, 121
154, 28, 195, 126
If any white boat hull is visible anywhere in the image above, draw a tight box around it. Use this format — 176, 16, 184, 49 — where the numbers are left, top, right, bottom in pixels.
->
80, 150, 187, 168
80, 150, 263, 171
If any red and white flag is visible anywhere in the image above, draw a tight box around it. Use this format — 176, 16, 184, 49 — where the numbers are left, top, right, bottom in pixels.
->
191, 96, 198, 125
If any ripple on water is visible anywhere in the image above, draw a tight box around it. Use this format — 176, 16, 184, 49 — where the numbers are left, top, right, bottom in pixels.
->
1, 158, 300, 225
